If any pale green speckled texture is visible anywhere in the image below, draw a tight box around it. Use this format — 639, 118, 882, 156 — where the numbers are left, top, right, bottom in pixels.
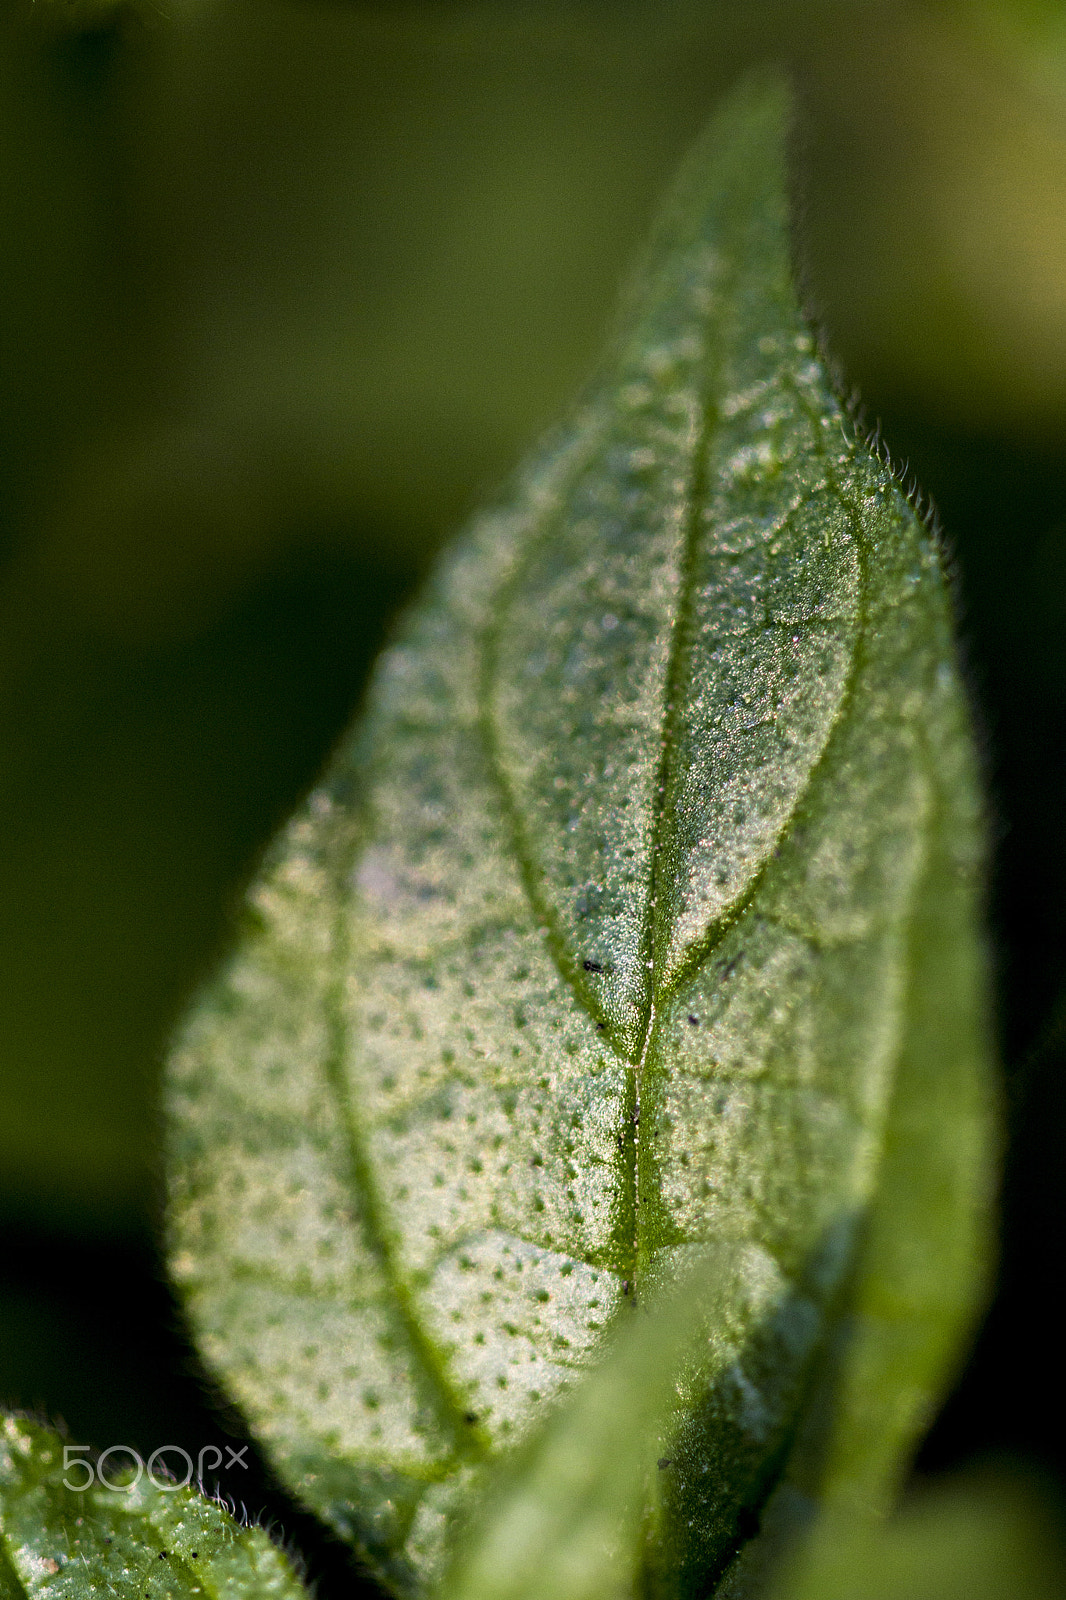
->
166, 75, 993, 1600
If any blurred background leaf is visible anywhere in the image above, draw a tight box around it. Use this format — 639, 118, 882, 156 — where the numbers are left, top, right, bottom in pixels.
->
3, 0, 1066, 1592
771, 1472, 1066, 1600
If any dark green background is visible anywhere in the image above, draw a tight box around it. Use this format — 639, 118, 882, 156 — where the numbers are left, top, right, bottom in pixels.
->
3, 1, 1066, 1591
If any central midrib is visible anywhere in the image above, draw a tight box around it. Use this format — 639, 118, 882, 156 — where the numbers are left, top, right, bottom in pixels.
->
600, 367, 875, 1292
475, 255, 877, 1321
623, 377, 722, 1290
323, 382, 871, 1484
476, 238, 753, 1296
476, 391, 873, 1311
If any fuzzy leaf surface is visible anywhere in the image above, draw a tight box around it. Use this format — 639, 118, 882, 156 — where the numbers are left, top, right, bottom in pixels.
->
0, 1416, 308, 1600
166, 74, 993, 1599
440, 1258, 744, 1600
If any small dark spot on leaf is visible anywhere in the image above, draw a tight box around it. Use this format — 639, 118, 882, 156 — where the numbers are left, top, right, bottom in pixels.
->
657, 1458, 674, 1470
583, 960, 604, 973
688, 1014, 699, 1026
464, 1412, 478, 1425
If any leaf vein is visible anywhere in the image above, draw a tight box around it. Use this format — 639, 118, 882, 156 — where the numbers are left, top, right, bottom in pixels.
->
324, 894, 490, 1467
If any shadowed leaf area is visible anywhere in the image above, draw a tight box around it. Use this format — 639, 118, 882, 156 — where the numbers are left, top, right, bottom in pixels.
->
165, 75, 994, 1599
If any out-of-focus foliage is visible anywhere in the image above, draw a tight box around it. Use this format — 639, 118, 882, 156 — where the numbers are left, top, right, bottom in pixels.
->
441, 1330, 1066, 1600
769, 1475, 1066, 1600
800, 2, 1066, 436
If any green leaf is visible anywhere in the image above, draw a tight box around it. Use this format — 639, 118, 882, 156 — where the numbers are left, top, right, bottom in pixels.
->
166, 71, 995, 1599
439, 1256, 759, 1600
765, 1477, 1066, 1600
0, 1414, 309, 1600
437, 1320, 1061, 1600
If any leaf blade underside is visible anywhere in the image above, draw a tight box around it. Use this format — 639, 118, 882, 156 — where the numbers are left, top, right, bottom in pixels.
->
166, 72, 994, 1599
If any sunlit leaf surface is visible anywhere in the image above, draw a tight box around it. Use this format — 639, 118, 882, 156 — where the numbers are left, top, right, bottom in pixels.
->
441, 1260, 757, 1600
166, 74, 993, 1598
